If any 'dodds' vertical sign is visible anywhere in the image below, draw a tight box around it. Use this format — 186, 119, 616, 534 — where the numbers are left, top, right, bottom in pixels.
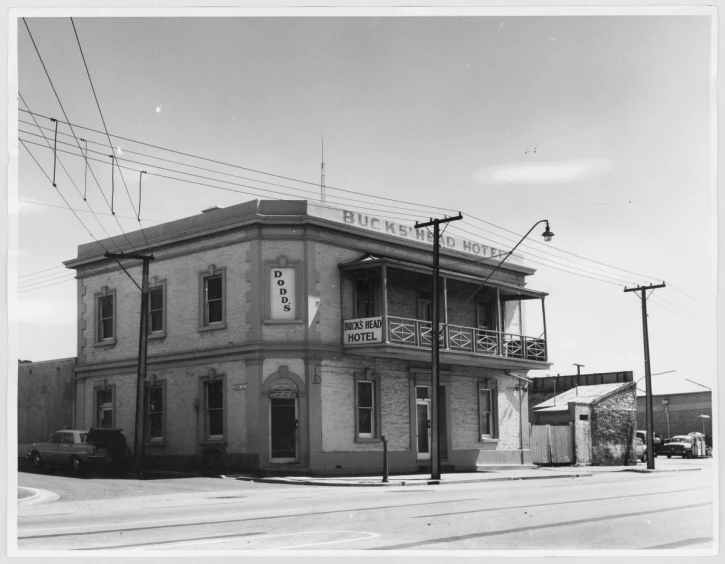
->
270, 268, 296, 319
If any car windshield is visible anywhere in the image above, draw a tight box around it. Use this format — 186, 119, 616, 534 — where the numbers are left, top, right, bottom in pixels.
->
80, 433, 88, 443
672, 436, 690, 442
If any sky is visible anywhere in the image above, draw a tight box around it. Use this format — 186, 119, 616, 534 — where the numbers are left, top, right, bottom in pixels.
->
9, 9, 717, 398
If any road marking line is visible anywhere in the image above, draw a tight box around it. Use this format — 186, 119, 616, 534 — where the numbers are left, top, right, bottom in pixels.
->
140, 530, 379, 550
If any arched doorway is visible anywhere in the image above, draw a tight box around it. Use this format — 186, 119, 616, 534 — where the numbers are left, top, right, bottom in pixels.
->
269, 377, 299, 463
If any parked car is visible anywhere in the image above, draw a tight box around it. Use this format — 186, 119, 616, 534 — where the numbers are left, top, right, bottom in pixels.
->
26, 428, 130, 476
659, 433, 706, 459
636, 430, 663, 456
634, 437, 647, 462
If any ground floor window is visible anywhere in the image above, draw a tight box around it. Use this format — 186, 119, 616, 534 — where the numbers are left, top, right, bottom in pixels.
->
205, 380, 224, 439
478, 379, 499, 439
354, 370, 382, 441
146, 383, 165, 441
95, 386, 114, 428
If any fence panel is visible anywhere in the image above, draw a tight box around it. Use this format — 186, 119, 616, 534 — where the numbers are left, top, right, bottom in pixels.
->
530, 425, 551, 464
550, 425, 574, 464
530, 424, 573, 465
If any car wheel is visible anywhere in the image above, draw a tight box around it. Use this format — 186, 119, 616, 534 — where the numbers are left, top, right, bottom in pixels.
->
31, 452, 42, 469
70, 456, 86, 477
667, 454, 671, 459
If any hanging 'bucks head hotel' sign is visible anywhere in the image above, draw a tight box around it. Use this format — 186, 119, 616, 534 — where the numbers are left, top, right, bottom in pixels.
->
307, 204, 523, 265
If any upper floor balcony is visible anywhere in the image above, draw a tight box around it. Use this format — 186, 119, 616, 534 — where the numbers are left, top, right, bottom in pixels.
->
340, 254, 551, 370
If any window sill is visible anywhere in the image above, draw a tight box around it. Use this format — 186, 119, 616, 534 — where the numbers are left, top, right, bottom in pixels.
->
480, 437, 500, 443
93, 339, 116, 348
264, 319, 304, 324
145, 440, 166, 447
199, 438, 227, 446
355, 437, 381, 444
198, 322, 227, 333
148, 331, 167, 340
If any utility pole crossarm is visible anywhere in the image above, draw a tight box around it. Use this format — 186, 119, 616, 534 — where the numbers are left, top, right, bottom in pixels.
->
415, 213, 463, 229
623, 282, 666, 293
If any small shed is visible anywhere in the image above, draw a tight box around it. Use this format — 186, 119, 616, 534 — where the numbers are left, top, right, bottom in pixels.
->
532, 382, 638, 466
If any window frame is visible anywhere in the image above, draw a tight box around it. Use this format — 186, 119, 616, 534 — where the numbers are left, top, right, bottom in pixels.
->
198, 266, 227, 331
478, 379, 499, 440
353, 278, 376, 319
354, 370, 382, 443
198, 373, 227, 444
93, 289, 117, 346
148, 279, 167, 339
145, 380, 166, 445
93, 384, 116, 429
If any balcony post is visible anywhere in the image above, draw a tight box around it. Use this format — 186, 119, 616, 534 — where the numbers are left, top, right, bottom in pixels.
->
442, 276, 449, 349
381, 265, 389, 343
541, 296, 548, 362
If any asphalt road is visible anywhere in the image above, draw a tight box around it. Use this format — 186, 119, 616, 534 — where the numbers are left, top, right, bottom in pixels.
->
15, 459, 715, 553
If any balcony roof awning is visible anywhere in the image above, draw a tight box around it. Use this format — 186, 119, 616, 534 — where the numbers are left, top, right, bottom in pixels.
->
340, 253, 547, 300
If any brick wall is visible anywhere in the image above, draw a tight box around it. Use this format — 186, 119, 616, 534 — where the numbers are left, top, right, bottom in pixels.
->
590, 386, 637, 466
18, 359, 75, 444
320, 358, 523, 454
79, 235, 252, 365
636, 392, 712, 441
81, 359, 248, 458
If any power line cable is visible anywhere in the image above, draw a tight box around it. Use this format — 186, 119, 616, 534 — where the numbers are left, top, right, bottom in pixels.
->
20, 19, 138, 253
18, 265, 66, 279
19, 199, 163, 224
19, 108, 668, 288
70, 17, 151, 250
19, 276, 76, 294
20, 136, 652, 291
20, 139, 110, 252
18, 93, 118, 244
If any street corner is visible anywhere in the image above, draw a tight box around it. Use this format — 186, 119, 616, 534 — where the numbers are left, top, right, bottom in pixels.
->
18, 486, 60, 506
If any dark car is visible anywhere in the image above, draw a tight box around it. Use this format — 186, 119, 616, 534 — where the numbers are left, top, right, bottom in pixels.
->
26, 428, 129, 476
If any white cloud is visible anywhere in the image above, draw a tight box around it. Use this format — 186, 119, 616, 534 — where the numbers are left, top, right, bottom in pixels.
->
156, 105, 162, 113
472, 158, 614, 185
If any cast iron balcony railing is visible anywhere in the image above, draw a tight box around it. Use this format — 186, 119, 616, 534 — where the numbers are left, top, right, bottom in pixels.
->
347, 315, 547, 362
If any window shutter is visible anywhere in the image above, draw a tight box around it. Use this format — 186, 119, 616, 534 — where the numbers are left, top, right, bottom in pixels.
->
487, 378, 499, 439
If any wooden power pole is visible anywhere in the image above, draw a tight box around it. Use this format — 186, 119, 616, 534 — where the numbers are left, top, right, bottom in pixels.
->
105, 251, 154, 476
624, 282, 666, 470
415, 214, 462, 480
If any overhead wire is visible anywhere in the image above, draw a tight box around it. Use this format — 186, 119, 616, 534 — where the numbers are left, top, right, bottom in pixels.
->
70, 17, 151, 250
18, 107, 669, 289
20, 18, 139, 253
18, 93, 117, 243
19, 198, 163, 224
20, 134, 659, 291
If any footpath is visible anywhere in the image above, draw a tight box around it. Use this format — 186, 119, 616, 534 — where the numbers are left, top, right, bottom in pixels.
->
233, 461, 701, 488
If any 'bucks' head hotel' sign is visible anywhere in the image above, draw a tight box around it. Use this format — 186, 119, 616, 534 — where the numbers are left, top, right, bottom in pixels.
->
307, 204, 523, 265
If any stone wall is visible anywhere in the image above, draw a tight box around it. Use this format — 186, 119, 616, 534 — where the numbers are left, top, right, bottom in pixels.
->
590, 385, 637, 466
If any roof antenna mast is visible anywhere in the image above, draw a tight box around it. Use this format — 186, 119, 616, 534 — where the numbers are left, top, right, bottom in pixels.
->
321, 134, 326, 204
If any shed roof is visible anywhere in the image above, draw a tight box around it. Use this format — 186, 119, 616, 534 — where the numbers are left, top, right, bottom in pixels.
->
533, 382, 635, 412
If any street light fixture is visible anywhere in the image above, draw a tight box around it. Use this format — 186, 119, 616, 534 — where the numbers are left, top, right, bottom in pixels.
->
699, 414, 710, 436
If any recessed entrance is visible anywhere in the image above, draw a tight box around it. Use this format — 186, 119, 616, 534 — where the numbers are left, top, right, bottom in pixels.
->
270, 397, 298, 463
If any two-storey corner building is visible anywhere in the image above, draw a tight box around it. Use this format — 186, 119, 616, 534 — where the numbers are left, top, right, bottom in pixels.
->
64, 199, 552, 475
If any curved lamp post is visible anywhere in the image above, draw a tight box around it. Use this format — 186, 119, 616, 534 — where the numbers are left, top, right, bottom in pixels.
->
699, 414, 710, 436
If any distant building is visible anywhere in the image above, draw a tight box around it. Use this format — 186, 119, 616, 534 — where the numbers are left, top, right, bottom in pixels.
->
17, 358, 76, 446
528, 371, 633, 422
63, 199, 553, 475
637, 391, 712, 445
532, 382, 638, 466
